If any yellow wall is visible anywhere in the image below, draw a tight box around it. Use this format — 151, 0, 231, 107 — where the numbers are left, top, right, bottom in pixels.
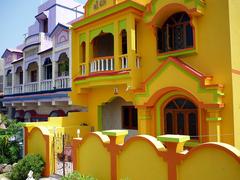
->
118, 139, 168, 180
69, 0, 240, 148
178, 146, 240, 180
77, 135, 111, 180
28, 129, 46, 161
73, 133, 240, 180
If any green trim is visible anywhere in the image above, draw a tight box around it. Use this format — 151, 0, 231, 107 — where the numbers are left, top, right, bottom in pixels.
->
102, 129, 128, 136
90, 23, 114, 41
74, 73, 131, 85
98, 105, 103, 131
157, 134, 190, 143
119, 19, 127, 32
135, 60, 221, 104
79, 33, 86, 45
206, 117, 223, 121
185, 141, 200, 147
72, 1, 145, 29
157, 49, 197, 60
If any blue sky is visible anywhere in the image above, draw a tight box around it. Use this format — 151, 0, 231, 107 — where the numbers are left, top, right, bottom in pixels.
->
0, 0, 86, 57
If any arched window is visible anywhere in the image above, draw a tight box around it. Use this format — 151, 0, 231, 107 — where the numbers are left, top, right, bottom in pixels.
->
164, 98, 198, 139
27, 62, 38, 82
80, 42, 86, 63
121, 30, 127, 55
6, 70, 12, 87
92, 33, 114, 58
157, 12, 193, 53
58, 53, 69, 77
16, 67, 23, 85
43, 58, 52, 80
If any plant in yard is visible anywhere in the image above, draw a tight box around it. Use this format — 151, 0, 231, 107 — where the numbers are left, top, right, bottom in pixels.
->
61, 171, 97, 180
9, 154, 45, 180
0, 115, 23, 164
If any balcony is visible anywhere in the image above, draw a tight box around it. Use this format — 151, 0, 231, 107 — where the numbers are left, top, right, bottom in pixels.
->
14, 85, 23, 94
4, 87, 12, 95
90, 56, 114, 73
24, 32, 52, 52
55, 76, 70, 89
25, 34, 40, 47
24, 82, 39, 93
40, 79, 52, 91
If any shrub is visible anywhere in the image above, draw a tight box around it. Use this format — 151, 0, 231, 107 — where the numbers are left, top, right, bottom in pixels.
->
0, 116, 23, 164
9, 154, 44, 180
61, 171, 97, 180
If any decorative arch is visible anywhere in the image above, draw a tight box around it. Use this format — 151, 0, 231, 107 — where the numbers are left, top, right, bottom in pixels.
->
24, 126, 50, 176
89, 23, 114, 42
144, 1, 205, 24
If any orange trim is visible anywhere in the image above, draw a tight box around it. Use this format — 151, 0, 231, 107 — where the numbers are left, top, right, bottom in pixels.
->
146, 3, 202, 27
71, 132, 240, 180
74, 69, 130, 81
181, 143, 240, 164
133, 57, 223, 94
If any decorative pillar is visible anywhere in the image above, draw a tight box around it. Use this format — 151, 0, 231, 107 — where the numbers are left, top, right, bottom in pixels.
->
69, 31, 72, 88
11, 66, 15, 94
38, 58, 42, 91
85, 31, 90, 76
206, 109, 222, 142
158, 135, 190, 180
114, 21, 119, 71
102, 130, 128, 180
52, 53, 56, 89
137, 107, 153, 135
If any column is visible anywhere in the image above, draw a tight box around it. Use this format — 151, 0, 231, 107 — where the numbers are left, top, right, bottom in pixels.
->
11, 66, 15, 94
69, 30, 72, 88
52, 53, 56, 89
137, 107, 153, 135
206, 109, 222, 142
38, 58, 42, 91
85, 31, 90, 76
114, 21, 119, 71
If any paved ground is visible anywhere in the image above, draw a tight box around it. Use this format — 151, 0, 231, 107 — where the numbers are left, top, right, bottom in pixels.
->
0, 174, 61, 180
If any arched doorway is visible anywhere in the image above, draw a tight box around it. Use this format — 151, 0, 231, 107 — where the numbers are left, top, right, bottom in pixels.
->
102, 97, 138, 137
164, 97, 198, 139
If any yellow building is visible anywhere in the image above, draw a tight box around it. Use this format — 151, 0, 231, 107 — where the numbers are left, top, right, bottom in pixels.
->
69, 0, 240, 148
23, 0, 240, 176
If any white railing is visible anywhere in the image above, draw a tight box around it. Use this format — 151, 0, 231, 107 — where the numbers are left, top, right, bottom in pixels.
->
55, 76, 70, 89
40, 79, 52, 91
24, 82, 39, 93
80, 63, 86, 76
120, 54, 128, 69
25, 34, 39, 47
4, 87, 12, 95
90, 56, 114, 73
14, 85, 23, 94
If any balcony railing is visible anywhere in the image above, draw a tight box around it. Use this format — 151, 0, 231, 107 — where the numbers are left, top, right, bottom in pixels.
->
120, 54, 128, 69
90, 56, 114, 73
40, 79, 52, 91
25, 34, 40, 47
24, 82, 39, 93
55, 76, 70, 89
4, 87, 12, 95
80, 63, 86, 76
14, 85, 23, 94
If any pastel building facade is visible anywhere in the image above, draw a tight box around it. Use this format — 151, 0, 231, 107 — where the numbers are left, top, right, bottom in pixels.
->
69, 0, 240, 148
1, 0, 85, 121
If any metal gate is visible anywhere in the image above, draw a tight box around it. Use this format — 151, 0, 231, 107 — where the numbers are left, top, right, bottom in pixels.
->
53, 132, 73, 176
